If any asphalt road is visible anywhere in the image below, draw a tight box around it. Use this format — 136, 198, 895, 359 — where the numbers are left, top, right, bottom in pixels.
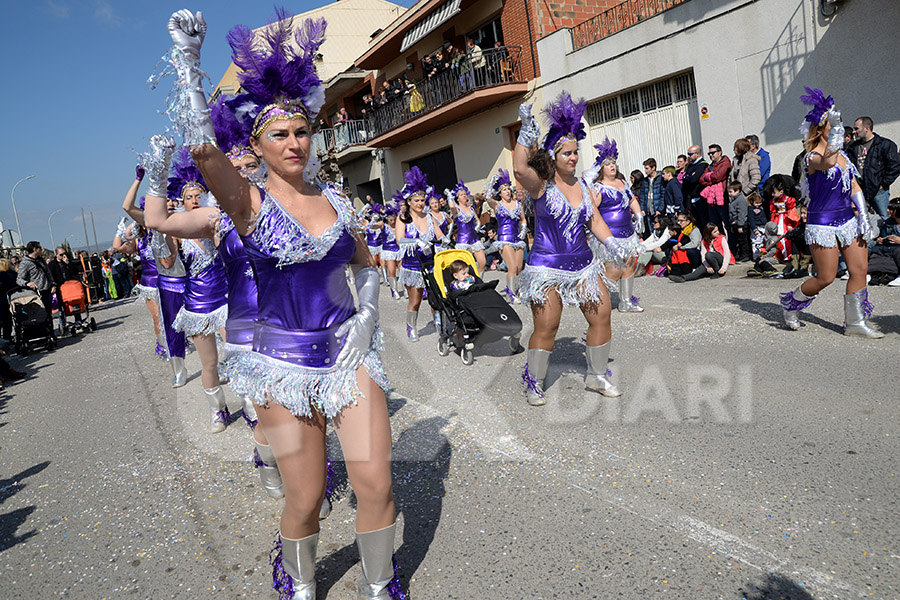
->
1, 272, 898, 599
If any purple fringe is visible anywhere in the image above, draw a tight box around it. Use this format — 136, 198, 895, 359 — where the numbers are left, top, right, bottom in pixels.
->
857, 289, 874, 318
252, 447, 267, 468
270, 534, 294, 600
325, 459, 337, 503
779, 290, 815, 312
606, 368, 613, 378
242, 410, 258, 429
154, 342, 168, 359
213, 407, 231, 426
387, 554, 407, 600
630, 295, 641, 306
521, 362, 544, 399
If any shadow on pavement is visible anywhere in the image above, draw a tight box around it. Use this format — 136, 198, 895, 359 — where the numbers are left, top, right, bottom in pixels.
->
869, 313, 900, 335
317, 416, 450, 597
738, 573, 816, 600
725, 297, 845, 334
0, 461, 50, 504
0, 461, 50, 553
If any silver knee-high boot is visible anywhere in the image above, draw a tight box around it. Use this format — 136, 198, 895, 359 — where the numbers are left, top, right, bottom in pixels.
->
388, 277, 400, 299
585, 343, 622, 397
356, 522, 402, 599
523, 348, 551, 406
241, 396, 258, 429
617, 276, 643, 312
157, 333, 168, 359
779, 287, 816, 331
509, 274, 521, 304
843, 288, 884, 338
204, 386, 230, 433
171, 356, 187, 388
277, 532, 318, 600
253, 441, 284, 499
406, 311, 419, 342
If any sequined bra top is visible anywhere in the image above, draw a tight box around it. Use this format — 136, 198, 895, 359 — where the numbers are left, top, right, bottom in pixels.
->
241, 185, 358, 332
592, 182, 635, 238
804, 151, 859, 225
529, 181, 594, 271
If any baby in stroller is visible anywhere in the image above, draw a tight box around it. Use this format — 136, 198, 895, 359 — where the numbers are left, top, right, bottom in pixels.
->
448, 260, 482, 293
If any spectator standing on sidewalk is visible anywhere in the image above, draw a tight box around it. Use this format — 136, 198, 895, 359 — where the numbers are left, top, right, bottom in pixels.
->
727, 181, 750, 262
639, 158, 664, 223
675, 154, 688, 183
661, 166, 684, 215
745, 134, 771, 193
682, 145, 709, 228
846, 116, 900, 220
0, 259, 17, 340
48, 247, 80, 331
700, 144, 733, 232
730, 138, 761, 196
16, 241, 55, 317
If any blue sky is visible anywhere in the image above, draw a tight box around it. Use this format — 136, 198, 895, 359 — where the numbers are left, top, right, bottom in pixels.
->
0, 0, 415, 252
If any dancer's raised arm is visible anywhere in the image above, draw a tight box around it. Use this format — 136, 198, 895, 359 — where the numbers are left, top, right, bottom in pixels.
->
513, 102, 544, 197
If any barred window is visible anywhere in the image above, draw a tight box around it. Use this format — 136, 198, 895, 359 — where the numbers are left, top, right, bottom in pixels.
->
673, 72, 696, 102
621, 89, 640, 117
587, 97, 620, 125
586, 71, 695, 126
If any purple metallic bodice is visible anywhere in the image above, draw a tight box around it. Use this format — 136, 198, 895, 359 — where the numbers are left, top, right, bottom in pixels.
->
218, 215, 258, 346
240, 186, 358, 368
366, 226, 381, 247
805, 152, 858, 227
528, 181, 594, 272
400, 218, 435, 271
180, 237, 228, 314
431, 213, 450, 236
455, 207, 479, 245
496, 201, 521, 242
137, 230, 158, 287
593, 182, 636, 238
381, 226, 400, 253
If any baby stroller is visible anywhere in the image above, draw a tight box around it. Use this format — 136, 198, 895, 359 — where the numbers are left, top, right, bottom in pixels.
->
59, 279, 97, 336
9, 287, 57, 355
424, 249, 523, 366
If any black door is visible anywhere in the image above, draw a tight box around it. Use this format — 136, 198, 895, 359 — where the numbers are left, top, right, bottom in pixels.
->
408, 147, 458, 197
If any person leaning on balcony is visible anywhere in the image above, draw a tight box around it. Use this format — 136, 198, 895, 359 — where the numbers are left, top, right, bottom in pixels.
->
467, 38, 486, 86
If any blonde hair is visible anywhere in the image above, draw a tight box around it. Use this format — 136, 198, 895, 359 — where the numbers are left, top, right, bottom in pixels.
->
804, 123, 828, 154
0, 258, 10, 272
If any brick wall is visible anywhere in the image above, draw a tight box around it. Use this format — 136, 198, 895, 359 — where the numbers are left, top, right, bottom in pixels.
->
536, 0, 622, 36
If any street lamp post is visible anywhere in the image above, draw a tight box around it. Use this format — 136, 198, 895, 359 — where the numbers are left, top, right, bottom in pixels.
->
48, 208, 63, 249
11, 175, 35, 246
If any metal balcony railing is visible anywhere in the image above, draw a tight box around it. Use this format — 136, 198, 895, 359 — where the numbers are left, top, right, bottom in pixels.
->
312, 119, 372, 156
571, 0, 689, 51
370, 45, 524, 138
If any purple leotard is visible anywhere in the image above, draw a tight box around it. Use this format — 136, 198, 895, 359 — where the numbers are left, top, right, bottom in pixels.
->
366, 225, 382, 255
380, 225, 401, 261
229, 185, 388, 418
218, 214, 258, 347
520, 180, 604, 306
398, 217, 435, 289
803, 151, 861, 248
454, 206, 484, 251
495, 201, 525, 250
133, 228, 160, 303
593, 183, 636, 238
151, 232, 187, 360
172, 237, 229, 337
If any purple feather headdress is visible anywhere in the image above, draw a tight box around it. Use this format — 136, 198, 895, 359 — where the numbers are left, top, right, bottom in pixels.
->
211, 96, 256, 162
799, 86, 834, 140
383, 200, 401, 217
370, 202, 384, 216
592, 137, 618, 168
542, 91, 588, 156
488, 168, 513, 197
452, 179, 471, 199
226, 9, 327, 139
402, 167, 430, 199
167, 146, 207, 201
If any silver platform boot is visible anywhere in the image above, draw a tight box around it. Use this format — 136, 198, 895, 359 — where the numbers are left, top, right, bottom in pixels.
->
204, 386, 230, 434
253, 441, 285, 499
406, 311, 419, 342
585, 343, 622, 397
843, 288, 884, 338
171, 356, 187, 388
356, 522, 402, 599
277, 532, 318, 600
241, 396, 258, 429
779, 287, 816, 331
509, 274, 521, 304
523, 349, 551, 406
617, 276, 644, 312
388, 277, 400, 300
157, 333, 169, 359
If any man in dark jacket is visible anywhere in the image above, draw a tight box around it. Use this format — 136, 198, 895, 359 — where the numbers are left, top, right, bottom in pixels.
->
639, 158, 664, 216
661, 166, 684, 215
16, 241, 55, 321
846, 116, 900, 219
682, 145, 709, 228
48, 247, 81, 329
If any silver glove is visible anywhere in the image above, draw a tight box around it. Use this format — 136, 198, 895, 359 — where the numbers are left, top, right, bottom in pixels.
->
850, 191, 871, 238
633, 213, 645, 235
826, 108, 844, 152
517, 225, 528, 241
167, 10, 215, 146
335, 267, 379, 371
517, 102, 541, 147
603, 236, 633, 263
145, 134, 176, 198
416, 238, 433, 255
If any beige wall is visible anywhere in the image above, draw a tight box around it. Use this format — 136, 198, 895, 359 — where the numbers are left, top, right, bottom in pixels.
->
341, 154, 384, 199
536, 0, 900, 193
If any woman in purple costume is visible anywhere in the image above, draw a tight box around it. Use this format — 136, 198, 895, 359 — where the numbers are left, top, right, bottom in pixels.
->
379, 199, 404, 300
780, 88, 882, 338
515, 92, 633, 406
427, 190, 451, 241
396, 167, 439, 342
584, 138, 646, 313
120, 167, 164, 354
487, 168, 527, 302
164, 10, 403, 599
447, 180, 487, 274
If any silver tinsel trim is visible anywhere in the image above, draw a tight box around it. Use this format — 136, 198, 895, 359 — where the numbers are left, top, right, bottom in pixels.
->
181, 237, 218, 278
132, 284, 160, 303
172, 304, 228, 337
544, 181, 593, 244
805, 216, 859, 248
380, 250, 401, 262
496, 200, 522, 221
456, 241, 485, 252
494, 240, 526, 251
147, 47, 216, 147
398, 266, 425, 289
253, 186, 355, 267
150, 230, 172, 259
456, 208, 477, 223
115, 216, 135, 242
520, 262, 605, 306
227, 327, 389, 420
367, 245, 382, 256
216, 212, 235, 238
588, 232, 643, 269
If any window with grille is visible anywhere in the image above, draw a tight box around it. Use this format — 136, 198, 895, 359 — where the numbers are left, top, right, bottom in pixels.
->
586, 71, 695, 126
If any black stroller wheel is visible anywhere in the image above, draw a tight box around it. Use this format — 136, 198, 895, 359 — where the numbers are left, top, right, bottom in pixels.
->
89, 318, 97, 331
438, 336, 451, 357
509, 335, 523, 354
460, 347, 475, 366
